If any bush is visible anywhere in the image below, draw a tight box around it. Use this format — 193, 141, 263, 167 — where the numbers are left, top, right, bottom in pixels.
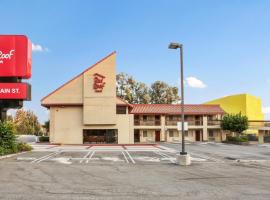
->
227, 136, 248, 142
247, 134, 258, 141
0, 121, 18, 154
17, 142, 32, 152
39, 136, 49, 142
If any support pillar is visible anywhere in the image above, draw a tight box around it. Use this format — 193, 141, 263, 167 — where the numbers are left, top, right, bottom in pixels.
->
160, 115, 166, 141
202, 116, 208, 141
258, 130, 264, 144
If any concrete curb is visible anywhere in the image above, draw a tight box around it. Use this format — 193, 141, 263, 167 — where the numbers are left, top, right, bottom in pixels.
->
0, 151, 28, 160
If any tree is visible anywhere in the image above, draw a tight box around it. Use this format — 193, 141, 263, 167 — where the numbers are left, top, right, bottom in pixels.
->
116, 73, 151, 104
14, 109, 41, 135
150, 81, 179, 104
116, 73, 179, 104
44, 120, 50, 135
0, 121, 17, 155
221, 113, 249, 136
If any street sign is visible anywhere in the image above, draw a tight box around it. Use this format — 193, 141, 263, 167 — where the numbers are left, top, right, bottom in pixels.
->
0, 83, 31, 100
177, 122, 188, 131
0, 35, 32, 78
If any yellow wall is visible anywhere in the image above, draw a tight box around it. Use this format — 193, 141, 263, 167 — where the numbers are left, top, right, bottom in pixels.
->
205, 94, 264, 120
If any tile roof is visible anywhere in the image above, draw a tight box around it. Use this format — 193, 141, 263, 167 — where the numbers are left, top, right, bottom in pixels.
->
130, 104, 225, 115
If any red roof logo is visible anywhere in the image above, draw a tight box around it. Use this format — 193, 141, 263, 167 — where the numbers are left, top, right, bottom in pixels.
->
93, 73, 106, 92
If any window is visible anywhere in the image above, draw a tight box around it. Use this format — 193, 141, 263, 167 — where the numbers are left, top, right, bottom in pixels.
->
208, 130, 214, 137
143, 130, 148, 137
168, 115, 173, 121
184, 131, 188, 137
143, 115, 147, 121
174, 132, 179, 137
116, 106, 126, 114
169, 130, 174, 137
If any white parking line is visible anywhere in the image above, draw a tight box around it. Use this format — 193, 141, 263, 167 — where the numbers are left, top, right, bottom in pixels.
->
31, 151, 61, 163
154, 151, 176, 164
121, 151, 129, 163
86, 151, 96, 163
125, 150, 135, 164
31, 152, 56, 163
80, 151, 92, 164
37, 151, 61, 163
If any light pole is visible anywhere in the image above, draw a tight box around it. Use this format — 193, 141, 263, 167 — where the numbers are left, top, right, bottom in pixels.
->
168, 42, 187, 155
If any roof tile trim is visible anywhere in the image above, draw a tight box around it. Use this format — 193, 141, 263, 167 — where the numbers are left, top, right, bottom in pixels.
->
130, 104, 225, 115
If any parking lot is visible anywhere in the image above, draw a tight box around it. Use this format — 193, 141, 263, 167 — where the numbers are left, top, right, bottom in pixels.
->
8, 142, 270, 166
1, 143, 270, 200
11, 144, 179, 165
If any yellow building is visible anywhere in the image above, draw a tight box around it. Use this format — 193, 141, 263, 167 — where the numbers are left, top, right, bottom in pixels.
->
205, 94, 264, 134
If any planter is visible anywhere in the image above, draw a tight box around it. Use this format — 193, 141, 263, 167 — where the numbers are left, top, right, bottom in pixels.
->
223, 141, 250, 145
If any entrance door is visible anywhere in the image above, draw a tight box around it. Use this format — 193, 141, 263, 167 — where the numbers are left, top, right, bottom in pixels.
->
134, 130, 140, 143
195, 130, 201, 141
155, 130, 160, 142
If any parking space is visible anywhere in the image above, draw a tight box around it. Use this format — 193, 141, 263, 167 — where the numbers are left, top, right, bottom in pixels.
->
11, 144, 182, 165
8, 142, 268, 165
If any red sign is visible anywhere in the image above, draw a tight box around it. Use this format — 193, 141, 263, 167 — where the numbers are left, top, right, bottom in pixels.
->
0, 35, 32, 79
0, 83, 31, 100
93, 73, 106, 92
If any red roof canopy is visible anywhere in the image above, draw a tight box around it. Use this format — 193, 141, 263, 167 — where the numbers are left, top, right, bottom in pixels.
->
130, 104, 225, 115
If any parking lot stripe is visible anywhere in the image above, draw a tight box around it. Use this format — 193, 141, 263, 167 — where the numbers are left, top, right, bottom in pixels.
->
80, 151, 92, 164
86, 151, 95, 163
125, 150, 135, 164
121, 151, 129, 163
31, 152, 56, 163
154, 151, 175, 164
37, 151, 62, 163
31, 151, 60, 163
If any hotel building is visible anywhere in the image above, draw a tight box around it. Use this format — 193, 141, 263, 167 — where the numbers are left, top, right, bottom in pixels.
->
41, 52, 225, 144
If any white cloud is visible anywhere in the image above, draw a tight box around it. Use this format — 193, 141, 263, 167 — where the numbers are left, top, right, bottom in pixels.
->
186, 76, 207, 88
32, 43, 49, 52
262, 107, 270, 114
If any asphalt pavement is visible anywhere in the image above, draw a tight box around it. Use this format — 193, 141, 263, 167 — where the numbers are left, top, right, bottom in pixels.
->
0, 143, 270, 200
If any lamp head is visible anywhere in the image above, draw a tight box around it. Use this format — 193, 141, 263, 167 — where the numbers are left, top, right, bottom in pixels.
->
168, 42, 182, 49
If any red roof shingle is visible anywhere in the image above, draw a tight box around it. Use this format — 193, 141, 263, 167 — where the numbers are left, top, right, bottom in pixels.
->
130, 104, 225, 115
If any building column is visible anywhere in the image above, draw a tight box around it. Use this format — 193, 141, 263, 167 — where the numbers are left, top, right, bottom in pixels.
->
221, 131, 227, 142
258, 130, 264, 144
202, 116, 208, 141
160, 115, 166, 142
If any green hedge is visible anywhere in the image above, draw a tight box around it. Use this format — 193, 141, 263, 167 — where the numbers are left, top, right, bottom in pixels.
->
0, 121, 32, 156
17, 142, 33, 152
39, 136, 49, 142
227, 136, 248, 142
0, 121, 17, 155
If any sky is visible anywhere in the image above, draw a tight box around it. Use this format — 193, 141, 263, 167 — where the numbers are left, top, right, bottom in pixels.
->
1, 0, 270, 122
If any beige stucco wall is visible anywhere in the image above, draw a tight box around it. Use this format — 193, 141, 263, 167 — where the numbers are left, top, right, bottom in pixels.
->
140, 129, 156, 143
49, 106, 133, 144
166, 129, 195, 142
83, 53, 116, 125
49, 106, 83, 144
42, 75, 83, 105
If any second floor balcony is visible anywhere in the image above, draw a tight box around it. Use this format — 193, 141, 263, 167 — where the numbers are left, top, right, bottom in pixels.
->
134, 119, 161, 126
207, 120, 221, 126
165, 120, 203, 126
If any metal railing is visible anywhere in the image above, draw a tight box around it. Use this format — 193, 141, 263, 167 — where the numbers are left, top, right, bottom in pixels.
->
165, 120, 203, 126
207, 120, 221, 126
134, 120, 161, 126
